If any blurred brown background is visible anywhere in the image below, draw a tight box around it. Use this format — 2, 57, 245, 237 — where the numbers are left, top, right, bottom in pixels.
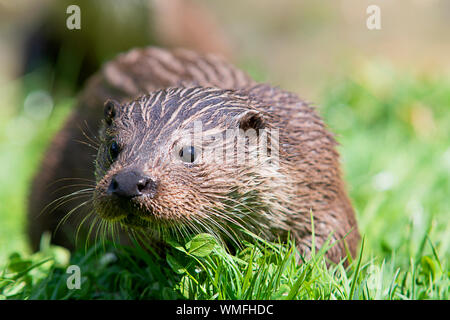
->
1, 0, 450, 99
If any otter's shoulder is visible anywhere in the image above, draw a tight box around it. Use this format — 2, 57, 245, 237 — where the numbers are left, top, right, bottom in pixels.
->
239, 83, 338, 156
243, 84, 327, 129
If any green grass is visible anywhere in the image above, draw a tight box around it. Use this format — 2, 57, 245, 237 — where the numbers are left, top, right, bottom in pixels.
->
0, 60, 449, 299
1, 229, 448, 300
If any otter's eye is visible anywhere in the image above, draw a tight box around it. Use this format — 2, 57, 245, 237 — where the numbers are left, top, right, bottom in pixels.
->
179, 146, 197, 163
109, 141, 120, 161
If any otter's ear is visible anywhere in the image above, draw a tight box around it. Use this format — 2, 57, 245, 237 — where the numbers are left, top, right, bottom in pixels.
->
239, 110, 266, 133
104, 99, 120, 125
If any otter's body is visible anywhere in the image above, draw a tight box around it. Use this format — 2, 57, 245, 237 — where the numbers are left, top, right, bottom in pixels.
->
28, 47, 359, 263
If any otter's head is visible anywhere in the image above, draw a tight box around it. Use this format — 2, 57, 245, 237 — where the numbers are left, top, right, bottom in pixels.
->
93, 87, 279, 242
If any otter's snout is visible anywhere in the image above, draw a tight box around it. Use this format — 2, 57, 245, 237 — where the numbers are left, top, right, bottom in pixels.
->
107, 169, 157, 199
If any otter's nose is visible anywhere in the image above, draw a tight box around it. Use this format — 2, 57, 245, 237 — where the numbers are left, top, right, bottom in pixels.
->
107, 170, 157, 199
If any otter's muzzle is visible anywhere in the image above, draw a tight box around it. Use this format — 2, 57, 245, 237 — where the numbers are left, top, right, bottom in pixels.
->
107, 169, 157, 199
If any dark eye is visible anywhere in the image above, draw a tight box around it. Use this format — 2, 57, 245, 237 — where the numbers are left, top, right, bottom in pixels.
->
109, 141, 120, 161
179, 146, 197, 163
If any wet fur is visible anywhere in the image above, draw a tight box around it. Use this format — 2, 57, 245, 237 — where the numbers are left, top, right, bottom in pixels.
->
28, 47, 359, 263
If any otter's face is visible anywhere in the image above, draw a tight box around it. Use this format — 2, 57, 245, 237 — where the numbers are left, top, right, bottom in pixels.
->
93, 87, 273, 238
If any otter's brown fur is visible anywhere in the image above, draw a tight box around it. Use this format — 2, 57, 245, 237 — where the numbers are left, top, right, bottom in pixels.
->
28, 47, 359, 263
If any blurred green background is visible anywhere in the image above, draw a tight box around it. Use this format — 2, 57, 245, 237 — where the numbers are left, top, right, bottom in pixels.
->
0, 0, 449, 271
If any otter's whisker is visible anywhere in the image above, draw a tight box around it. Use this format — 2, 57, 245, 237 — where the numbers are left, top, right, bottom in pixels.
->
46, 177, 96, 188
38, 188, 93, 218
78, 121, 101, 149
84, 214, 101, 251
55, 198, 93, 235
51, 184, 96, 195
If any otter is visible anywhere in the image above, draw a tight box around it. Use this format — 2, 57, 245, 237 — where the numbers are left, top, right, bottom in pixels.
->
28, 47, 359, 263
